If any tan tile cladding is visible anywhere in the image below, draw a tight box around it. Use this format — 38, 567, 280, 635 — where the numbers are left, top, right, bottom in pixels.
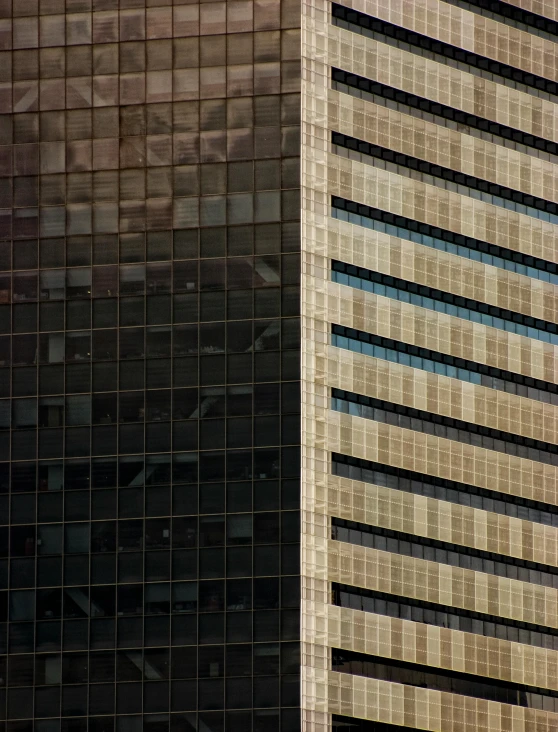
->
336, 0, 558, 81
328, 88, 558, 205
504, 0, 558, 22
324, 341, 558, 446
302, 0, 558, 728
325, 537, 558, 630
325, 222, 558, 329
325, 668, 558, 730
320, 407, 558, 508
325, 602, 558, 691
324, 211, 558, 323
319, 141, 558, 263
324, 24, 558, 145
321, 275, 558, 384
327, 472, 558, 568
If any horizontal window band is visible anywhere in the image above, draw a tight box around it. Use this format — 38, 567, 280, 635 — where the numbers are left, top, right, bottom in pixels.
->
332, 583, 558, 651
332, 80, 558, 171
332, 68, 558, 162
332, 260, 558, 347
333, 146, 557, 229
332, 386, 558, 455
332, 259, 558, 334
332, 716, 435, 732
331, 452, 558, 528
441, 0, 558, 40
332, 388, 558, 467
332, 131, 558, 225
332, 648, 558, 709
331, 197, 558, 286
331, 323, 558, 398
331, 324, 558, 406
332, 517, 558, 589
332, 3, 558, 103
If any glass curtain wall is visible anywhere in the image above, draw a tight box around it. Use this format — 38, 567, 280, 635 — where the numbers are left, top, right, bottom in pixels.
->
0, 1, 301, 730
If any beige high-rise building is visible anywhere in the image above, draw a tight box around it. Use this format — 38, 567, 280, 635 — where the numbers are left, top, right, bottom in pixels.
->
300, 0, 558, 730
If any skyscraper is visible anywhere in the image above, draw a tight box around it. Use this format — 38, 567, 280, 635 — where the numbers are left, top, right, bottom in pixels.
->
3, 0, 558, 731
300, 1, 558, 731
0, 0, 301, 730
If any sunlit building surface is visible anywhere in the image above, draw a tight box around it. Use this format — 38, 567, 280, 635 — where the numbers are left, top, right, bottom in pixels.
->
300, 0, 558, 730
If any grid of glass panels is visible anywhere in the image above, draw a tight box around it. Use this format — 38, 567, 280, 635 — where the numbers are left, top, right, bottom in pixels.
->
0, 2, 301, 730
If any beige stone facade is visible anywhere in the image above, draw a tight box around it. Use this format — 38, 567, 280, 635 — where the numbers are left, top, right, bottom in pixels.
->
301, 1, 558, 729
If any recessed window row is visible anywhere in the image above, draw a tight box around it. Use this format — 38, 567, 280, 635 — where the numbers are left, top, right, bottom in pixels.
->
333, 583, 558, 651
331, 69, 558, 162
332, 260, 558, 346
331, 197, 558, 286
332, 388, 558, 467
440, 0, 558, 41
331, 3, 558, 104
332, 132, 558, 226
332, 648, 558, 710
331, 324, 558, 407
332, 716, 433, 732
332, 518, 558, 590
332, 452, 558, 528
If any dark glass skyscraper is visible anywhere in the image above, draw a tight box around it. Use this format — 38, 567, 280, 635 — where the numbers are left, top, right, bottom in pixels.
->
6, 0, 558, 731
0, 1, 301, 730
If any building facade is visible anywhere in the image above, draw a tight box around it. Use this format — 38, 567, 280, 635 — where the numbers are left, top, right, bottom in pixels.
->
0, 0, 301, 730
300, 0, 558, 730
4, 0, 558, 730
